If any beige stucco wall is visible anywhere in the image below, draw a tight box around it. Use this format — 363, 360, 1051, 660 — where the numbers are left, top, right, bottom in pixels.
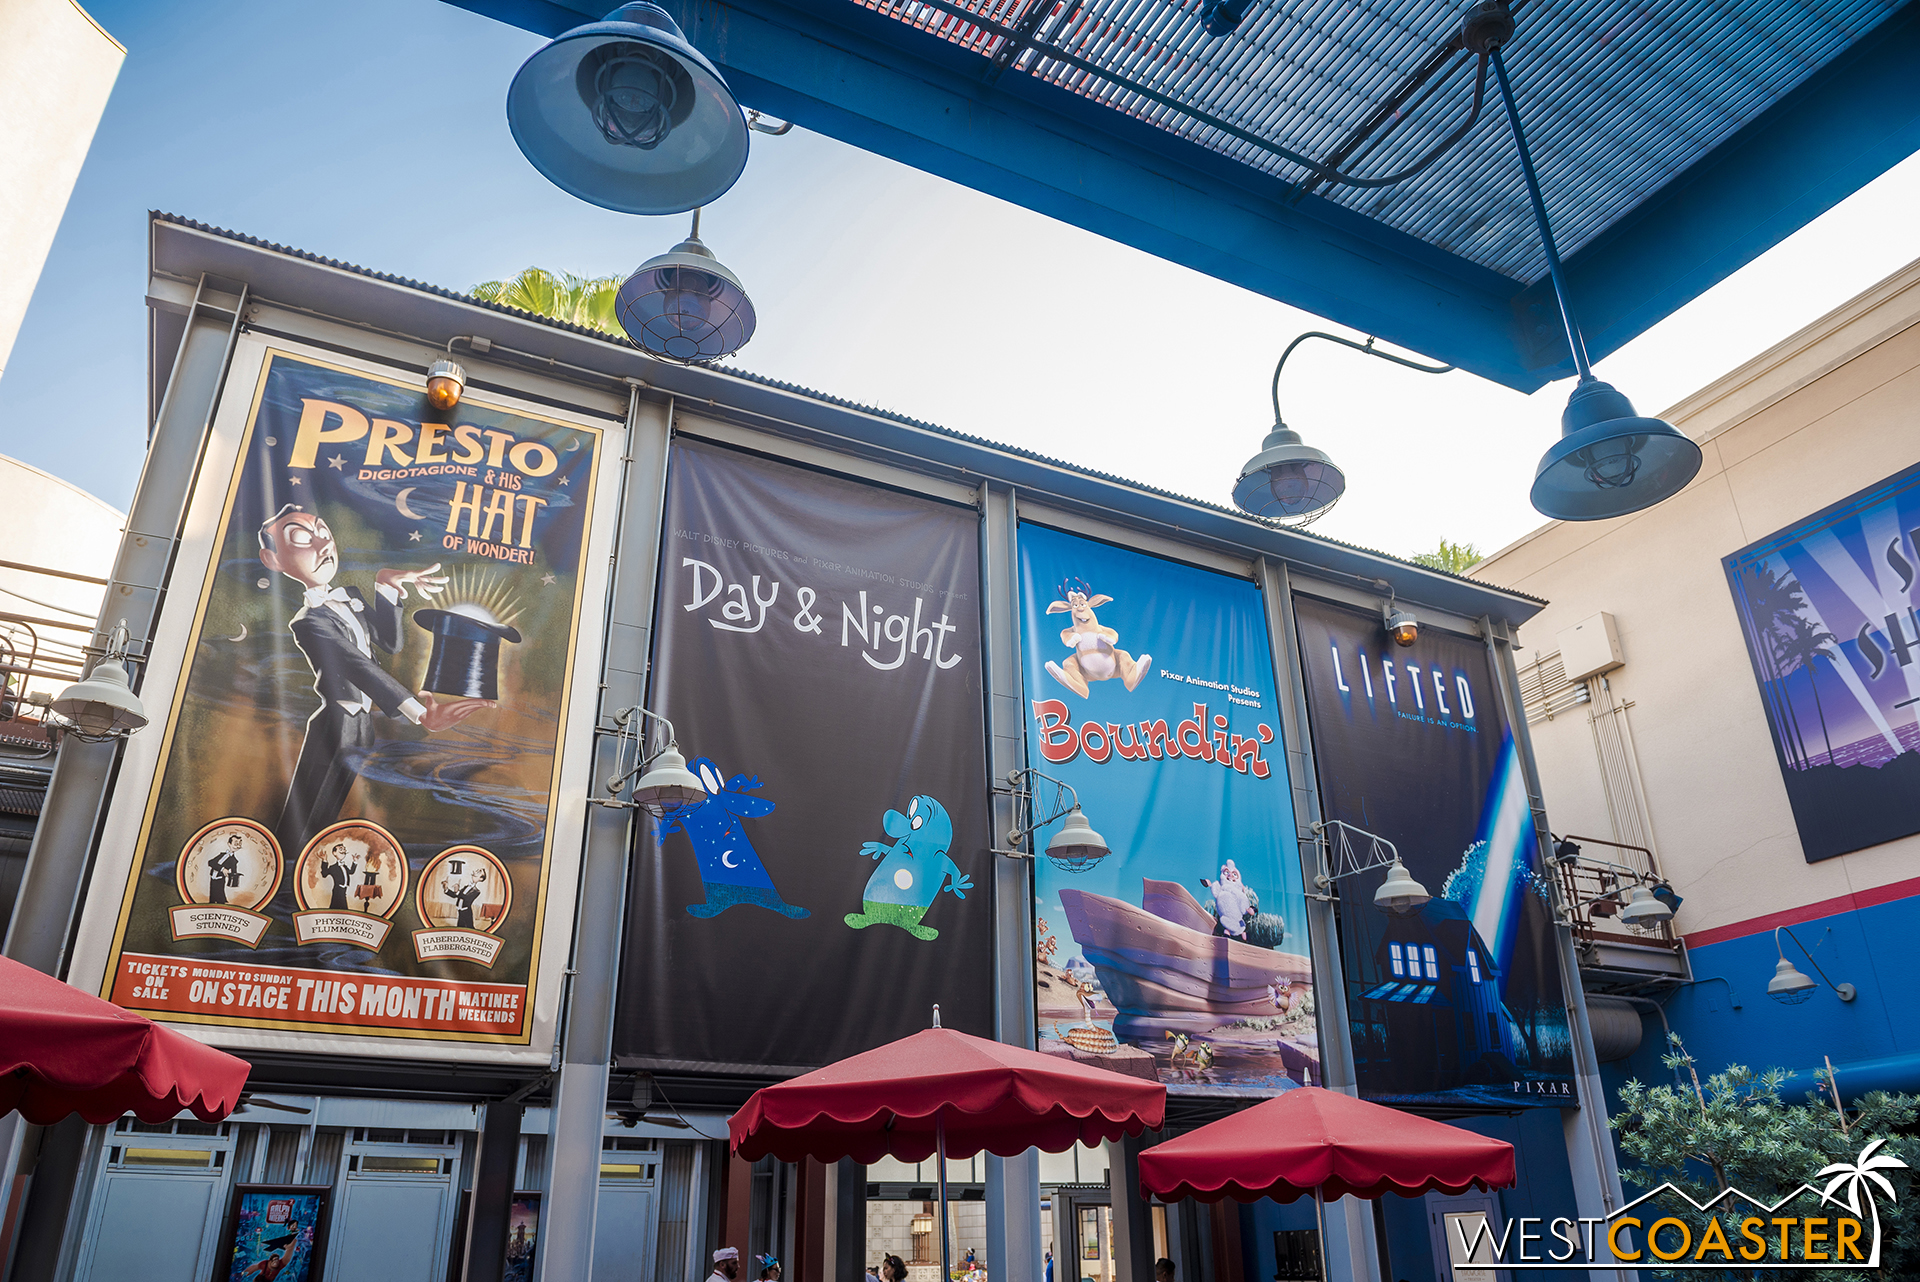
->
1471, 257, 1920, 939
0, 0, 124, 380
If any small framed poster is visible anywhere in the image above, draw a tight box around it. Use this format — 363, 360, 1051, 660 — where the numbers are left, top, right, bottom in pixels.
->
505, 1192, 540, 1282
213, 1183, 332, 1282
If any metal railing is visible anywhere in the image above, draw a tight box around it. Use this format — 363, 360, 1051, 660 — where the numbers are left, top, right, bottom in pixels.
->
1554, 833, 1681, 954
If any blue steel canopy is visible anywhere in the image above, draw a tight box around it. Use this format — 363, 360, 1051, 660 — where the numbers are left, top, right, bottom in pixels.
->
450, 0, 1920, 391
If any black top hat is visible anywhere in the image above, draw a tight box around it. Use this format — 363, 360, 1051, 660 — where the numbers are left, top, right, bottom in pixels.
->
414, 608, 522, 701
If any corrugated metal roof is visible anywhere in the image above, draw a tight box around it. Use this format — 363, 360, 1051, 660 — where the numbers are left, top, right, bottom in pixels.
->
855, 0, 1899, 281
151, 213, 1541, 604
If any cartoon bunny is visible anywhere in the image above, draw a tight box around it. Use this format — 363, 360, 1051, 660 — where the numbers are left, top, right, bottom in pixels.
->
1043, 579, 1151, 698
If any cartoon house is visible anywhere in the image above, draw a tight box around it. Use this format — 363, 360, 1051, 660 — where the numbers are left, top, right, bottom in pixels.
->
1351, 899, 1522, 1092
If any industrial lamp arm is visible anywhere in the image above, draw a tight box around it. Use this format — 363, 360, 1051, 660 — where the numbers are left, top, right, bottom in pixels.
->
1776, 925, 1858, 1002
1270, 332, 1453, 426
604, 705, 680, 794
1308, 818, 1403, 894
1002, 766, 1087, 848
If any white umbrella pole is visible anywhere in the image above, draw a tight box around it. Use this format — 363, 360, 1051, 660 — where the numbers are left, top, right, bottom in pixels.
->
937, 1107, 953, 1281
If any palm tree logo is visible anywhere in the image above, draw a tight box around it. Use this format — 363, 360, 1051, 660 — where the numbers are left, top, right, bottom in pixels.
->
1816, 1138, 1908, 1263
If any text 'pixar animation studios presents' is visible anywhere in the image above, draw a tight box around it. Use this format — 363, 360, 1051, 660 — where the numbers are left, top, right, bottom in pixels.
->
1018, 524, 1316, 1094
98, 352, 601, 1045
614, 441, 994, 1075
1294, 596, 1576, 1108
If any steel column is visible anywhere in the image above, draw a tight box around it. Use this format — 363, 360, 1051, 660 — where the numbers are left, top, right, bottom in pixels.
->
2, 278, 246, 1282
1256, 560, 1381, 1282
462, 1098, 528, 1282
979, 482, 1043, 1282
536, 391, 674, 1282
1480, 618, 1635, 1282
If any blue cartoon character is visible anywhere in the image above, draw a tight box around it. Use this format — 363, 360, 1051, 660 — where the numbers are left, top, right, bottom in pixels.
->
658, 757, 809, 920
843, 795, 971, 941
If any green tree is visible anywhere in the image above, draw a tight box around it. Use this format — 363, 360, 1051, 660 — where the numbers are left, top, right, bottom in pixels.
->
1409, 539, 1481, 574
1612, 1037, 1919, 1279
470, 269, 623, 335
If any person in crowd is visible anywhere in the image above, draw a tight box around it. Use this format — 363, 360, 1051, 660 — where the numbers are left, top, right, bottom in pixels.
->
707, 1247, 741, 1282
755, 1252, 780, 1280
1154, 1259, 1176, 1282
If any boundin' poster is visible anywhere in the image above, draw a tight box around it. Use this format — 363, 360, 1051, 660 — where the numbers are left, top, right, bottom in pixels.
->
1018, 523, 1313, 1094
1294, 596, 1574, 1107
1724, 461, 1920, 862
614, 440, 993, 1073
96, 351, 600, 1045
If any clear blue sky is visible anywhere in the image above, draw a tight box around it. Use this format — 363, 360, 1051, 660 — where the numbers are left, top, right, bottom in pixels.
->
4, 0, 1917, 560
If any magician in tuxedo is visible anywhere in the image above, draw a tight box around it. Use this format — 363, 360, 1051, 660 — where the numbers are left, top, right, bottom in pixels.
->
207, 831, 245, 905
258, 505, 492, 854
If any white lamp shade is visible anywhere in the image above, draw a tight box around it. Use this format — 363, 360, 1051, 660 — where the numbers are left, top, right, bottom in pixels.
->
631, 742, 706, 810
1046, 808, 1109, 860
1767, 957, 1818, 1004
1373, 857, 1430, 916
1617, 884, 1672, 927
50, 658, 147, 737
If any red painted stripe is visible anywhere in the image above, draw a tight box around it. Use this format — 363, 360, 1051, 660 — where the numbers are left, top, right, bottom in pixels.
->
1683, 874, 1920, 949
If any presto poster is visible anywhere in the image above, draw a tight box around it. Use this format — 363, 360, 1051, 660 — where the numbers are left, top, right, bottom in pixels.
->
1723, 460, 1920, 862
1017, 523, 1315, 1094
1293, 595, 1575, 1107
89, 349, 604, 1049
613, 439, 994, 1073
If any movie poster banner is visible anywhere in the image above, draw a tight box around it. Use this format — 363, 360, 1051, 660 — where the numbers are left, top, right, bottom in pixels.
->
614, 440, 994, 1073
1018, 523, 1314, 1094
1724, 461, 1920, 862
1293, 596, 1575, 1107
79, 346, 607, 1053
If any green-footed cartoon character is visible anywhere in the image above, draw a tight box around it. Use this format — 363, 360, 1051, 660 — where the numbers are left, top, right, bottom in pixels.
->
844, 795, 970, 941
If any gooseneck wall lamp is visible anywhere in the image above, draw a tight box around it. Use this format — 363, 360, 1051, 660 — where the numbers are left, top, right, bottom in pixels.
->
34, 621, 149, 741
1232, 331, 1452, 526
1768, 925, 1857, 1005
1310, 819, 1432, 917
1002, 767, 1112, 873
507, 3, 752, 216
1480, 21, 1704, 520
597, 705, 706, 816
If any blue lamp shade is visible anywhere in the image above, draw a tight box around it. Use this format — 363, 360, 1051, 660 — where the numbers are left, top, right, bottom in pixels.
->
1530, 379, 1703, 521
616, 235, 756, 362
1231, 424, 1346, 521
506, 3, 750, 216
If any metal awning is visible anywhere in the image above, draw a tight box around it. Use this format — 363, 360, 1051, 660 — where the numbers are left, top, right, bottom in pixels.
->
446, 0, 1919, 391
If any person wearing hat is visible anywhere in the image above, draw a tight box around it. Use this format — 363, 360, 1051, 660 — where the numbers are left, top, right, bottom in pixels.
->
207, 831, 244, 905
754, 1252, 781, 1280
258, 505, 493, 853
707, 1247, 741, 1282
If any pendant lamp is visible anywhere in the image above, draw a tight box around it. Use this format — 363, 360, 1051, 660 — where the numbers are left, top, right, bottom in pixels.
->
1486, 44, 1703, 520
507, 2, 750, 215
615, 207, 757, 362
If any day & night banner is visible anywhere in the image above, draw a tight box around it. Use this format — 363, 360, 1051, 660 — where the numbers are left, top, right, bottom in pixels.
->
1294, 595, 1575, 1107
1724, 460, 1920, 862
96, 351, 599, 1045
1018, 523, 1315, 1094
614, 440, 993, 1073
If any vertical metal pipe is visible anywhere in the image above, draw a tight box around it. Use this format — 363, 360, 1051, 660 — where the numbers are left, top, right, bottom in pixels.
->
937, 1110, 952, 1282
1480, 617, 1634, 1282
1490, 47, 1594, 383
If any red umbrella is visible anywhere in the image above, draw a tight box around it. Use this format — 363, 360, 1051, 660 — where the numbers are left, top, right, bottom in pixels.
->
0, 956, 250, 1124
1137, 1086, 1515, 1203
731, 1012, 1164, 1277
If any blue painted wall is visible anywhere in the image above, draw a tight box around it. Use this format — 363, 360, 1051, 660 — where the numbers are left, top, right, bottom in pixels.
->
1599, 892, 1920, 1108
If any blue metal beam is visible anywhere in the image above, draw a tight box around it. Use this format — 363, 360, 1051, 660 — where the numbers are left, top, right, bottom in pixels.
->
445, 0, 1920, 393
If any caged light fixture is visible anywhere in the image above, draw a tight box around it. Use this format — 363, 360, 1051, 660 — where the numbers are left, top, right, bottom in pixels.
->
1767, 925, 1856, 1006
615, 207, 757, 363
1002, 767, 1112, 873
597, 705, 706, 816
1231, 332, 1451, 526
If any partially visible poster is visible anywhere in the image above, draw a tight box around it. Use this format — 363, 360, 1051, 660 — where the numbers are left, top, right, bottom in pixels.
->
505, 1193, 539, 1282
1018, 523, 1313, 1094
614, 440, 994, 1073
91, 350, 602, 1048
1294, 596, 1574, 1107
1724, 460, 1920, 862
215, 1185, 332, 1282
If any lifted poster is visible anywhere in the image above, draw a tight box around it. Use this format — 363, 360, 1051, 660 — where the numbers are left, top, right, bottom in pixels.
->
1018, 523, 1314, 1095
1294, 596, 1575, 1108
615, 440, 994, 1074
84, 348, 605, 1051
